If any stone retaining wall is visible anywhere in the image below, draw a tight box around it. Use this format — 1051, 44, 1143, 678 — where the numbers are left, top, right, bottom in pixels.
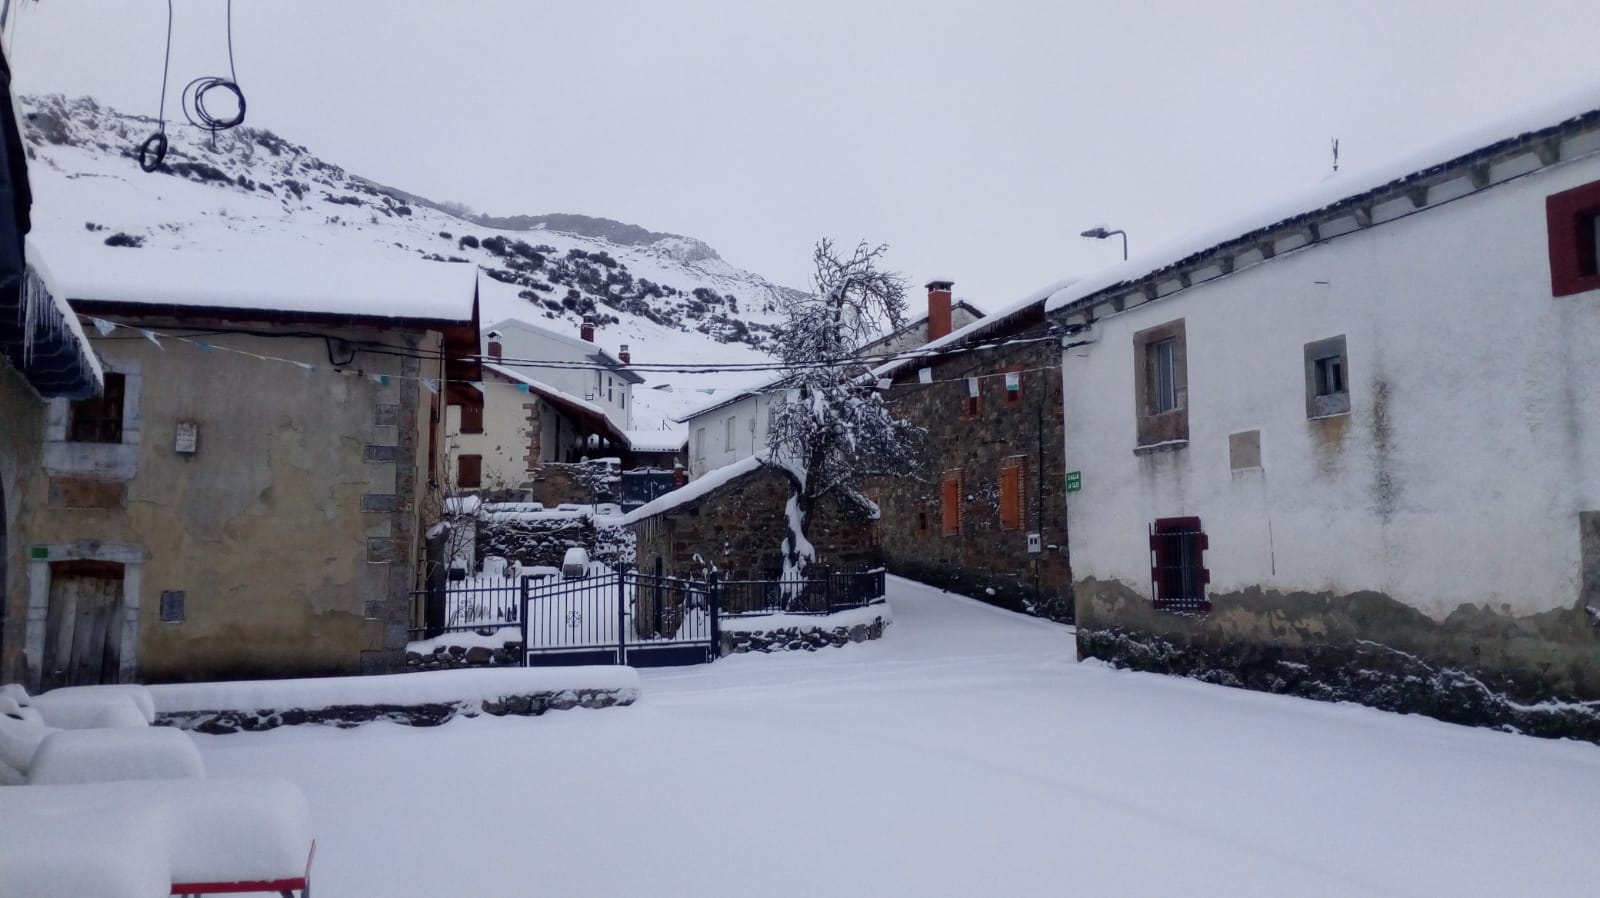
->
719, 615, 889, 655
156, 686, 634, 734
407, 641, 524, 671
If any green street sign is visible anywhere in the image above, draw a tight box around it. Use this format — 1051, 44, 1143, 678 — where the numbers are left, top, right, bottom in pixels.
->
1065, 471, 1082, 492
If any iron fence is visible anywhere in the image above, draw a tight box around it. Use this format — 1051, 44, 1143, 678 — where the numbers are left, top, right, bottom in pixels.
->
410, 573, 555, 639
717, 567, 887, 616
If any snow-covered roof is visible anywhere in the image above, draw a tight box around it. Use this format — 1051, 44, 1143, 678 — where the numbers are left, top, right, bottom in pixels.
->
675, 371, 787, 422
1043, 79, 1600, 318
483, 361, 629, 445
482, 314, 645, 383
620, 453, 768, 525
38, 236, 478, 324
2, 243, 104, 399
871, 278, 1078, 380
625, 427, 687, 452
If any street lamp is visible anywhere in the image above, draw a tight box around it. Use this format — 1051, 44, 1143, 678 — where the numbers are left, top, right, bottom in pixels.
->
1080, 227, 1128, 260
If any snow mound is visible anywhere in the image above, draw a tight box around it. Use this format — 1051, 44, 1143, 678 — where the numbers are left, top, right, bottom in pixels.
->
28, 727, 205, 785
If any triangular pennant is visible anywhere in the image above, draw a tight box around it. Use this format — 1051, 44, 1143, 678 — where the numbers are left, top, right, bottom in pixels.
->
423, 378, 439, 395
195, 341, 214, 353
917, 367, 932, 384
90, 317, 116, 337
966, 377, 980, 398
876, 378, 892, 391
141, 329, 164, 349
1005, 371, 1020, 393
516, 383, 531, 393
296, 362, 315, 372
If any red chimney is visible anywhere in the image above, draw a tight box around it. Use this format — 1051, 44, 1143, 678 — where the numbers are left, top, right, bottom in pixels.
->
926, 280, 954, 341
580, 318, 595, 342
487, 340, 502, 360
618, 344, 631, 364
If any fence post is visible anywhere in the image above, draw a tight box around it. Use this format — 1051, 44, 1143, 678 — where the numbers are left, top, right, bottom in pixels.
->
616, 564, 627, 665
653, 556, 664, 637
708, 571, 721, 660
519, 574, 530, 666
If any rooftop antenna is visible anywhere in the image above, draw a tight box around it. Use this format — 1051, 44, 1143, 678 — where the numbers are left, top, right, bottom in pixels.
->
1331, 138, 1340, 174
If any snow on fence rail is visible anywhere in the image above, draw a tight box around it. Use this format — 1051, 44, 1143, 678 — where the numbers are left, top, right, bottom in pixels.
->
412, 567, 888, 643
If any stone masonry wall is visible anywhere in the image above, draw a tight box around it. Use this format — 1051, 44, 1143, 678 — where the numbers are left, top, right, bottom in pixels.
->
719, 613, 889, 655
632, 463, 880, 581
871, 311, 1073, 622
524, 459, 619, 509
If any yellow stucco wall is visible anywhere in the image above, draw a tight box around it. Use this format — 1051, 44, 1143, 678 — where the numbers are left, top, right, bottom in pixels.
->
20, 319, 444, 683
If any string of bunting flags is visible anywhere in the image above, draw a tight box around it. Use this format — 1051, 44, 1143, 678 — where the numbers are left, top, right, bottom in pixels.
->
79, 314, 1061, 403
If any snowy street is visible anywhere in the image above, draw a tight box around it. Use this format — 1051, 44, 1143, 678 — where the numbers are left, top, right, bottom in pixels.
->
195, 577, 1597, 897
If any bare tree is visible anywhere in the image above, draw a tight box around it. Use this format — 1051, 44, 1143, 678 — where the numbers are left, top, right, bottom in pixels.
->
766, 239, 922, 593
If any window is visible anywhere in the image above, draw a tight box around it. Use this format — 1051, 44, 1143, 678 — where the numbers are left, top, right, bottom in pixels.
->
917, 510, 928, 533
608, 378, 614, 403
620, 391, 625, 410
999, 459, 1025, 531
1303, 335, 1350, 418
693, 427, 706, 462
723, 415, 736, 451
941, 472, 962, 536
1546, 178, 1600, 297
455, 402, 483, 434
1149, 340, 1177, 413
457, 454, 482, 489
1004, 367, 1023, 406
68, 372, 126, 443
1149, 516, 1210, 612
1132, 320, 1188, 447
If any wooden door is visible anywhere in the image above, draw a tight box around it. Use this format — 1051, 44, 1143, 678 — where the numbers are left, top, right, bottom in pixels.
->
41, 560, 124, 691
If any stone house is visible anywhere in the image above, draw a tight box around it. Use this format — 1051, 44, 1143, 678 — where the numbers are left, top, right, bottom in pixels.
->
679, 286, 984, 480
3, 244, 480, 687
869, 279, 1076, 622
1046, 85, 1600, 738
626, 455, 880, 585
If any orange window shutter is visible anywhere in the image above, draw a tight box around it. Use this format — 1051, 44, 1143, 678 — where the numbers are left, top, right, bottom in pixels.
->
941, 476, 961, 536
1000, 465, 1022, 530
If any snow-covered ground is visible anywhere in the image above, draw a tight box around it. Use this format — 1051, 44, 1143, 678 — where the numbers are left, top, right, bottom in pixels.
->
192, 577, 1597, 897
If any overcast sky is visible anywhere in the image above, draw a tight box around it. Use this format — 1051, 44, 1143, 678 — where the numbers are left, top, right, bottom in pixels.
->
11, 0, 1600, 308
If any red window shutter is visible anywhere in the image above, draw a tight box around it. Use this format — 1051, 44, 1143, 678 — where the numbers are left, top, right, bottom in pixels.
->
941, 475, 961, 536
459, 402, 484, 434
999, 464, 1023, 530
458, 454, 482, 489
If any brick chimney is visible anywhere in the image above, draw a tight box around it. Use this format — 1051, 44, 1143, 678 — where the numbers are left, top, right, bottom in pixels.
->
580, 318, 595, 343
485, 330, 503, 360
926, 280, 954, 341
618, 344, 631, 364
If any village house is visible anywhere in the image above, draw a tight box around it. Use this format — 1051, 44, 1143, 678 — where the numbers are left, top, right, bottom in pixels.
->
2, 243, 479, 687
1046, 86, 1600, 738
475, 314, 640, 433
679, 288, 983, 479
870, 279, 1076, 622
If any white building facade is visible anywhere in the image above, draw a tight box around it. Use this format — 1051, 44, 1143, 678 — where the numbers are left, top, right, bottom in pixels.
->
480, 317, 640, 432
1049, 91, 1600, 739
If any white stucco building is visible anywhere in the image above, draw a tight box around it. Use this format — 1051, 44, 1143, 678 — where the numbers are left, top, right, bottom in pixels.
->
480, 317, 641, 433
1045, 85, 1600, 739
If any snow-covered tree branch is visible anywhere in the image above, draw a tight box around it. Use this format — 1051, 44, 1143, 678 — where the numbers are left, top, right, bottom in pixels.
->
766, 239, 923, 598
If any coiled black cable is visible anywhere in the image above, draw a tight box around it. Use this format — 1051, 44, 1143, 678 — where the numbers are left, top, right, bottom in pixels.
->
137, 0, 247, 172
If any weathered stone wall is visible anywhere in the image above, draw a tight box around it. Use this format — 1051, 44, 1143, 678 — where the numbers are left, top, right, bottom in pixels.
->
872, 313, 1072, 621
631, 463, 880, 580
156, 685, 634, 733
719, 613, 889, 655
0, 363, 47, 684
21, 321, 439, 684
1076, 577, 1600, 742
407, 640, 523, 671
524, 459, 620, 508
475, 511, 635, 569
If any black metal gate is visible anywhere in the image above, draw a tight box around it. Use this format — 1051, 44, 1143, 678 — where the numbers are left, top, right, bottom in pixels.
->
520, 568, 720, 668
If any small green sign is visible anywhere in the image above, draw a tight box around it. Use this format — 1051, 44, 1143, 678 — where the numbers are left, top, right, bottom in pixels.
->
30, 545, 49, 559
1065, 471, 1082, 492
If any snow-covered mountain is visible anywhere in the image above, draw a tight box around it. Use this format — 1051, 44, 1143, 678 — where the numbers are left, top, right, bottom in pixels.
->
18, 94, 797, 428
